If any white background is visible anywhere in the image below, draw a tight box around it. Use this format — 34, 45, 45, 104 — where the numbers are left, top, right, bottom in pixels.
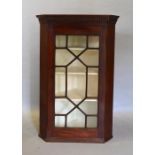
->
22, 1, 133, 155
22, 0, 133, 154
2, 0, 155, 155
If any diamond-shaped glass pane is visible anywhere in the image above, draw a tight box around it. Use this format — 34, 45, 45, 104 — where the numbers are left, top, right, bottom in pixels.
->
67, 60, 86, 103
55, 67, 65, 96
79, 49, 99, 66
55, 99, 74, 114
55, 49, 75, 66
67, 109, 85, 128
79, 99, 98, 115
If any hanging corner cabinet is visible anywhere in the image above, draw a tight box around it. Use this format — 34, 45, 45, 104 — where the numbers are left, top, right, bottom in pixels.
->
36, 14, 119, 143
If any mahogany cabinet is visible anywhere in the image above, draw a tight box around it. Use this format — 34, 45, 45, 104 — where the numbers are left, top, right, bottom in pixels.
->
36, 15, 119, 143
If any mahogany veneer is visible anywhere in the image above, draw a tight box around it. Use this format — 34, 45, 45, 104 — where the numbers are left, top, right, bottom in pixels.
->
36, 15, 119, 143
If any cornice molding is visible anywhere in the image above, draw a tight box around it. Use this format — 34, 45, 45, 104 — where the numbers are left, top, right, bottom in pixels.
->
36, 15, 119, 25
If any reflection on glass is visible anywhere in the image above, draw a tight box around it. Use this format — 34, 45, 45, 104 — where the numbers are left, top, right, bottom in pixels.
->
87, 68, 98, 97
87, 117, 97, 128
67, 109, 85, 128
55, 49, 74, 66
79, 49, 99, 66
67, 60, 86, 103
55, 116, 65, 127
56, 35, 66, 47
88, 36, 99, 48
79, 99, 98, 115
55, 67, 65, 96
55, 99, 74, 114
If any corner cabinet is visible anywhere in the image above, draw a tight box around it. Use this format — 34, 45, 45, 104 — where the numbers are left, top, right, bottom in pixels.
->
36, 15, 119, 143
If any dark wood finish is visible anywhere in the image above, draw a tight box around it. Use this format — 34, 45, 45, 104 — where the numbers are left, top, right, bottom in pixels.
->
37, 15, 119, 143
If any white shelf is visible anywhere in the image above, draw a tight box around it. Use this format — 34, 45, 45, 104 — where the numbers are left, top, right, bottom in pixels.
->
68, 47, 85, 51
56, 72, 98, 75
56, 67, 98, 75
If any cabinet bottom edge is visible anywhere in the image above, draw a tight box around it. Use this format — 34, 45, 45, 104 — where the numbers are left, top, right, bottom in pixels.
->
39, 134, 113, 143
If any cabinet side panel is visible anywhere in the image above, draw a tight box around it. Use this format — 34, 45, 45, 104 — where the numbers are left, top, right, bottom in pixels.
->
104, 24, 115, 140
39, 22, 49, 138
98, 28, 106, 139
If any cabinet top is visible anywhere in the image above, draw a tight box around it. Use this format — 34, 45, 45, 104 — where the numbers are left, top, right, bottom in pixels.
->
36, 14, 119, 25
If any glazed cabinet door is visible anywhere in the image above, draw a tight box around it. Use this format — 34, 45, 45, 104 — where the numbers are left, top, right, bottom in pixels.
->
46, 25, 107, 142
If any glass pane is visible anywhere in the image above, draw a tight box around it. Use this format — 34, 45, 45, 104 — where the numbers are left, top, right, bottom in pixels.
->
68, 48, 83, 56
67, 60, 86, 103
55, 99, 74, 114
79, 49, 99, 66
56, 35, 66, 47
87, 68, 98, 97
55, 116, 65, 127
79, 99, 98, 115
88, 36, 99, 48
87, 117, 97, 128
55, 49, 75, 66
55, 67, 65, 96
68, 35, 86, 49
67, 109, 85, 128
